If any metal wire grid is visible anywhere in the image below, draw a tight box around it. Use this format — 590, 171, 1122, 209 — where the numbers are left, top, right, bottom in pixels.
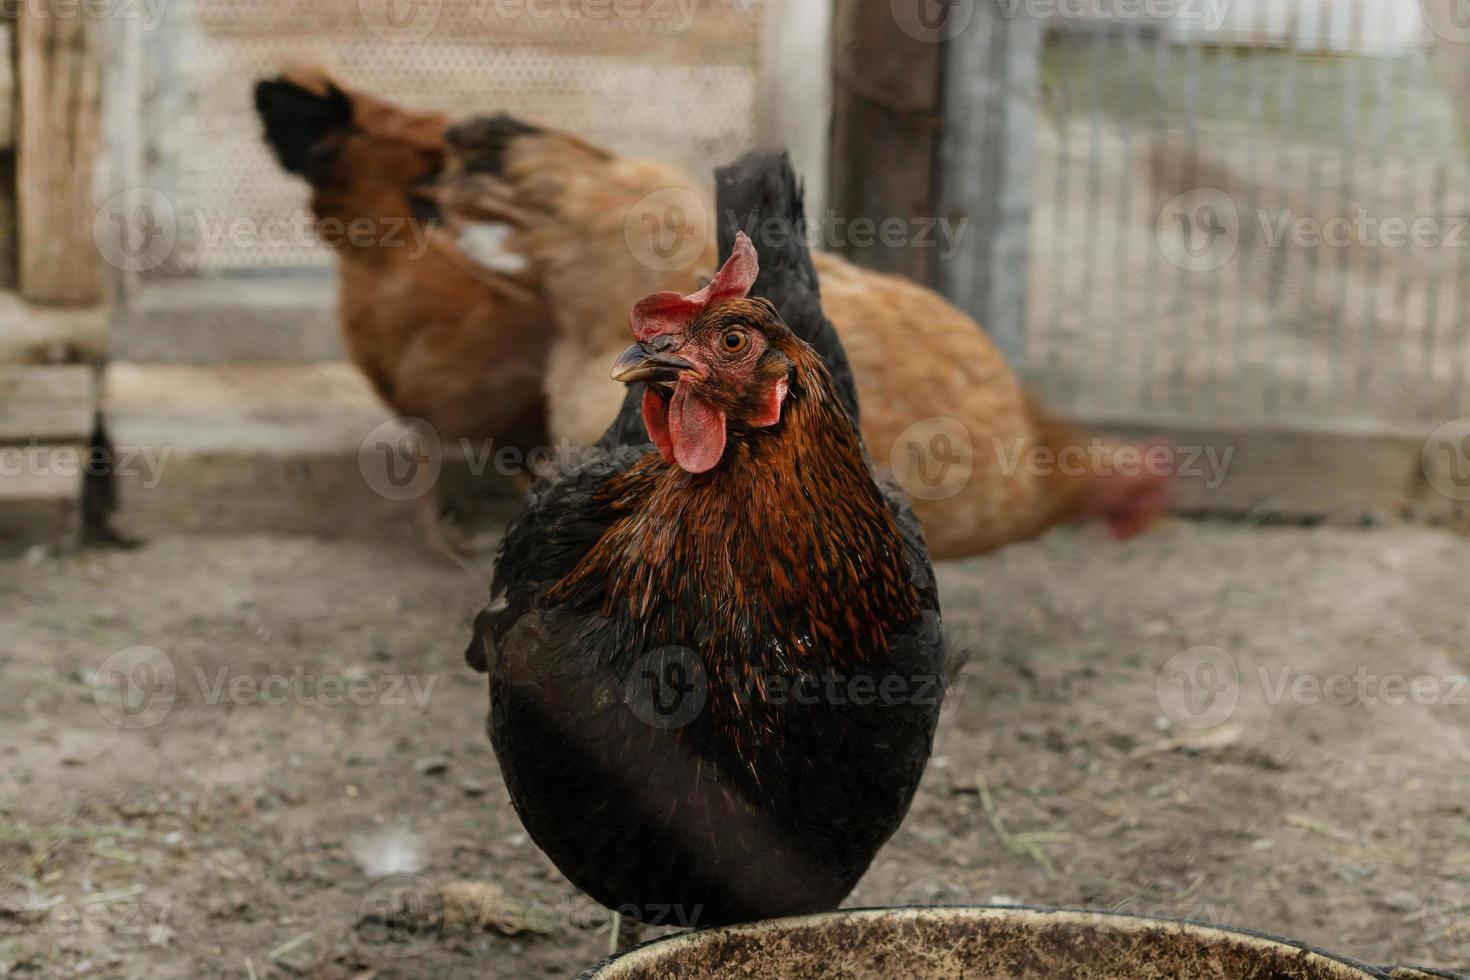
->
144, 0, 764, 274
1028, 2, 1470, 428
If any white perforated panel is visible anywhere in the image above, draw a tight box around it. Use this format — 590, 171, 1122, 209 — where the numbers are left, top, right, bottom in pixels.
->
147, 0, 763, 273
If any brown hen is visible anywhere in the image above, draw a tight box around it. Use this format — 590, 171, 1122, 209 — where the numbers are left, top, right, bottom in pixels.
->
431, 115, 1173, 558
253, 67, 552, 552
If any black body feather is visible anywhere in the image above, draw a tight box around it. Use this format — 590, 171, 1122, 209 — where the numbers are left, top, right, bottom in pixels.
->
467, 152, 950, 928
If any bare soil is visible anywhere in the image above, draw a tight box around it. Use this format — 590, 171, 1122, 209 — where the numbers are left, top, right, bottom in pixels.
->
2, 521, 1468, 979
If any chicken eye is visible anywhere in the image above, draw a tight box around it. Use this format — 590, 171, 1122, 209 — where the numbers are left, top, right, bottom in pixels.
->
721, 330, 748, 354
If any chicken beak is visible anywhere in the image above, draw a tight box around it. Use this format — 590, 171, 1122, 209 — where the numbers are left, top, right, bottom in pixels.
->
610, 342, 695, 386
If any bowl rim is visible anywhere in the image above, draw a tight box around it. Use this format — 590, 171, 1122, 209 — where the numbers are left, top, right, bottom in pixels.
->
575, 904, 1398, 979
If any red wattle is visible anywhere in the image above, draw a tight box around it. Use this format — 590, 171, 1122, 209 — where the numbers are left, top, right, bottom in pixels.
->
668, 387, 727, 474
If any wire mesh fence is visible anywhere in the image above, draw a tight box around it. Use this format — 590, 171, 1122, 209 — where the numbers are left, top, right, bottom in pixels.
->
1028, 0, 1470, 430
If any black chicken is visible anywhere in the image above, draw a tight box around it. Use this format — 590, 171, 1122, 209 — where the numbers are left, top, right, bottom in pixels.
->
467, 151, 953, 937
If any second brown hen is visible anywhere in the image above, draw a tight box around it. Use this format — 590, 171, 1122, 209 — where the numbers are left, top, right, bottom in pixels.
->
429, 114, 1173, 559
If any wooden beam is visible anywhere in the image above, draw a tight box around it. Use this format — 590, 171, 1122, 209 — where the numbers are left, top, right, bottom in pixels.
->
18, 5, 103, 305
0, 364, 95, 443
111, 277, 341, 363
827, 0, 944, 285
0, 365, 96, 555
1092, 413, 1464, 526
0, 443, 87, 554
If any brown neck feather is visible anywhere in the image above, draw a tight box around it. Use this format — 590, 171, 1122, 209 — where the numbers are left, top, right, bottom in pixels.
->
554, 341, 920, 669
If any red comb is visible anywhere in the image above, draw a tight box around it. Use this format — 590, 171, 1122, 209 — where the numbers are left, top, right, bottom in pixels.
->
629, 232, 759, 341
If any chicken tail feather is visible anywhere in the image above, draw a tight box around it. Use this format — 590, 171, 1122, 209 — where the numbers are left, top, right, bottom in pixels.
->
714, 150, 861, 426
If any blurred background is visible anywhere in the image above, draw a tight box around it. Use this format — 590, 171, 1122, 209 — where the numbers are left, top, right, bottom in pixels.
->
4, 1, 1470, 978
4, 0, 1469, 547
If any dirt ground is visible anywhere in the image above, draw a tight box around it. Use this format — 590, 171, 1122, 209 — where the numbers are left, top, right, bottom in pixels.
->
2, 520, 1468, 979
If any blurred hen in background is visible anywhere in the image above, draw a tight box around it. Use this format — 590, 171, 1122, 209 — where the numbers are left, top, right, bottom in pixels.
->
254, 66, 552, 553
255, 67, 1172, 559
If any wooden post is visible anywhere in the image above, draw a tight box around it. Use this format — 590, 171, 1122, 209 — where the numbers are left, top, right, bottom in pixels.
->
934, 0, 1043, 369
758, 0, 833, 220
100, 11, 145, 314
0, 22, 18, 291
0, 364, 96, 553
827, 0, 944, 285
18, 4, 103, 305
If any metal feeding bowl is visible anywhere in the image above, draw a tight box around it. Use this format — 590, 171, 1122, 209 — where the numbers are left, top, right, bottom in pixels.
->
578, 906, 1465, 980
